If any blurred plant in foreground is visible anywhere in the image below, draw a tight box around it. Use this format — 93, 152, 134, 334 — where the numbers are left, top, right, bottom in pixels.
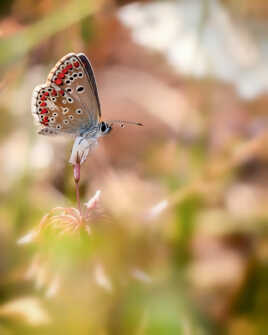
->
18, 190, 101, 244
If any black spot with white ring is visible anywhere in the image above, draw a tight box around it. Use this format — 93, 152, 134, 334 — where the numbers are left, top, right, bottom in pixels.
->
76, 85, 85, 93
67, 97, 73, 103
78, 72, 83, 78
75, 109, 82, 115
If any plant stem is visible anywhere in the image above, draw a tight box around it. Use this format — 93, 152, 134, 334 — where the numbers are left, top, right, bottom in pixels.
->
75, 181, 81, 214
74, 162, 81, 214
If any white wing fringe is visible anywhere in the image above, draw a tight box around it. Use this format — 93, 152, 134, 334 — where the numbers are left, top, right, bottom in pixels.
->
69, 136, 97, 165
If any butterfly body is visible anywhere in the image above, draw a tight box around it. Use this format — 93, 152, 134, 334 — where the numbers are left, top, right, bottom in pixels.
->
32, 52, 141, 164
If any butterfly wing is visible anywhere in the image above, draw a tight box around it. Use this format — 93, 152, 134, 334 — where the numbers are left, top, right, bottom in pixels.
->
77, 53, 101, 117
32, 53, 100, 135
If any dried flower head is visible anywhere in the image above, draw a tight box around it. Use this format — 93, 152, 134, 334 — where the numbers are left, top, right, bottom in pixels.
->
18, 190, 101, 244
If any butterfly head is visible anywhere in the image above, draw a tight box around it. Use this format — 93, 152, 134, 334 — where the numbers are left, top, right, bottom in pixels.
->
98, 119, 143, 137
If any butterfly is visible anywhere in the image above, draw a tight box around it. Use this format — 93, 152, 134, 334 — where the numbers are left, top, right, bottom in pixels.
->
32, 52, 142, 164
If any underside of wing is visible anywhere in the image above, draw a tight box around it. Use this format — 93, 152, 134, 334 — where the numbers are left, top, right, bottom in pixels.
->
47, 53, 100, 123
31, 83, 96, 135
32, 53, 101, 135
77, 53, 101, 117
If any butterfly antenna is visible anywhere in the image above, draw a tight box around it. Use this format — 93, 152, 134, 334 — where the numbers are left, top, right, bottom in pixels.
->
108, 120, 143, 127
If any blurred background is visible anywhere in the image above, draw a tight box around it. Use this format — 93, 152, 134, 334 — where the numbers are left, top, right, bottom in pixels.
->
0, 0, 268, 334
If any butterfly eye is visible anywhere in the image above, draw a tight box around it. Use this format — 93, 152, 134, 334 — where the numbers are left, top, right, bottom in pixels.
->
62, 108, 69, 114
52, 97, 56, 102
52, 112, 58, 117
78, 72, 83, 78
56, 124, 62, 129
66, 88, 72, 93
68, 115, 74, 120
49, 117, 55, 123
101, 122, 107, 132
75, 109, 82, 115
63, 119, 69, 125
67, 97, 73, 103
65, 80, 71, 85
